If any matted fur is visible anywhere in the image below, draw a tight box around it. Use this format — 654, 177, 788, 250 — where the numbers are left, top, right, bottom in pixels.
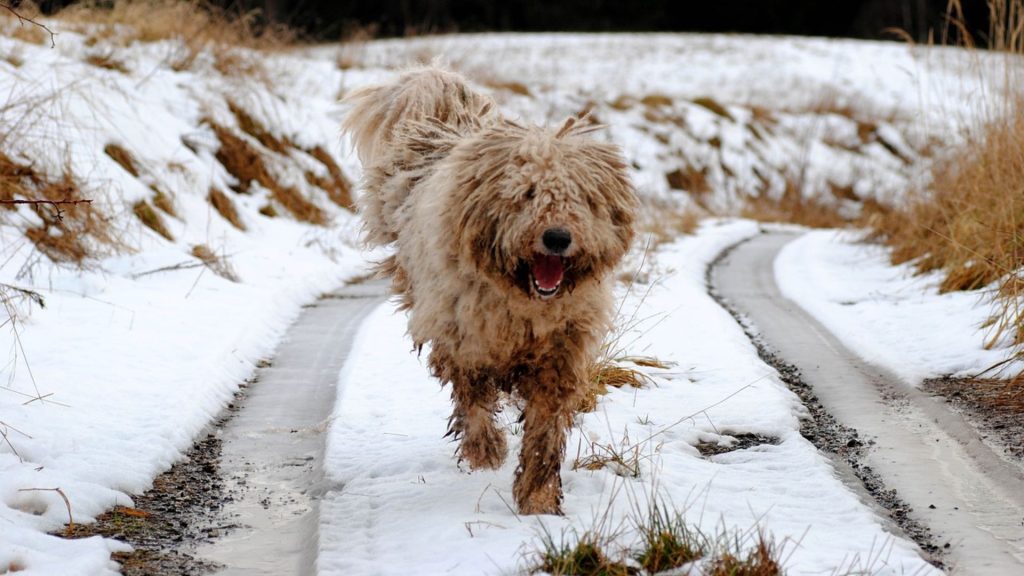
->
343, 67, 637, 515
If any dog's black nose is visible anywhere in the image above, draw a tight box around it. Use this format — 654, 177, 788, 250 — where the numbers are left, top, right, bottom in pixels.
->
542, 228, 572, 254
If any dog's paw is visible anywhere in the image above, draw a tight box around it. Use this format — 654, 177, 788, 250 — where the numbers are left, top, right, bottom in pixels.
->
459, 424, 508, 470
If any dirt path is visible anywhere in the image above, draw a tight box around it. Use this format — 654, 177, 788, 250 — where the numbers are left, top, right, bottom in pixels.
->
193, 281, 386, 575
712, 231, 1024, 575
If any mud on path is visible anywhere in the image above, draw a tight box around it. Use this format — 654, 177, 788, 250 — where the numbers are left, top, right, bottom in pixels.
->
66, 281, 386, 575
711, 231, 1024, 575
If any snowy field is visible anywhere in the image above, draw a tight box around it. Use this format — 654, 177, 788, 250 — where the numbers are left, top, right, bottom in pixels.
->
0, 18, 1017, 576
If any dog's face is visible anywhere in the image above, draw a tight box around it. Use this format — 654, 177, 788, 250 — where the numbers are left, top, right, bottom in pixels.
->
446, 121, 637, 302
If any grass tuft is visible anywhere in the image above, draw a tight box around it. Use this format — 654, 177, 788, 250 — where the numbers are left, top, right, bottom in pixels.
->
207, 120, 327, 224
633, 499, 706, 573
640, 94, 673, 108
573, 433, 645, 478
705, 531, 783, 576
533, 527, 636, 576
191, 244, 238, 282
270, 184, 326, 225
2, 152, 117, 262
133, 200, 173, 241
692, 97, 734, 122
208, 120, 271, 194
85, 52, 130, 73
55, 0, 296, 51
305, 146, 355, 210
228, 101, 289, 154
104, 143, 140, 177
665, 164, 710, 195
207, 187, 245, 230
151, 187, 177, 217
485, 80, 532, 97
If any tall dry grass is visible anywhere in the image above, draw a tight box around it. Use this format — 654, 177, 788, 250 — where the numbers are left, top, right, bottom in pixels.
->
867, 0, 1024, 359
51, 0, 297, 76
53, 0, 295, 48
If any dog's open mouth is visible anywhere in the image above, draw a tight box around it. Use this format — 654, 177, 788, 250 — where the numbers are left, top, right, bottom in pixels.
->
530, 254, 564, 299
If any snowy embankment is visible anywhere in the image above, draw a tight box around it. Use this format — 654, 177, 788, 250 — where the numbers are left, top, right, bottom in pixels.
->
319, 220, 939, 575
0, 20, 364, 574
0, 23, 994, 575
775, 231, 1023, 385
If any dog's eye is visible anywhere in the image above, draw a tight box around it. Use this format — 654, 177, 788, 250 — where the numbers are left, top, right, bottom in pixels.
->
524, 186, 535, 200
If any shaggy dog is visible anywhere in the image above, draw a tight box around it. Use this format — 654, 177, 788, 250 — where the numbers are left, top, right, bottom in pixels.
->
342, 67, 637, 515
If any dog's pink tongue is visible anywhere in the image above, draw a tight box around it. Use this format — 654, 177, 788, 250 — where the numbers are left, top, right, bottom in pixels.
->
533, 255, 564, 290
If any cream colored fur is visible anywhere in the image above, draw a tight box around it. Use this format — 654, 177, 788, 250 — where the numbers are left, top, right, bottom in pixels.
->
343, 66, 637, 515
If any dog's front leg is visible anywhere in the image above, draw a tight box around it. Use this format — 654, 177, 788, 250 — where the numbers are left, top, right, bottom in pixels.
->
513, 365, 578, 515
448, 370, 507, 470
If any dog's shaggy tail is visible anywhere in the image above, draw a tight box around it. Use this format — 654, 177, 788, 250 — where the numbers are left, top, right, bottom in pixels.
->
342, 67, 497, 246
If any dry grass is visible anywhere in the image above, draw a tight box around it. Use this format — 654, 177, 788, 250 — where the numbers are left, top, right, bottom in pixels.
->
54, 0, 295, 50
208, 115, 331, 224
692, 97, 734, 122
582, 354, 672, 414
532, 527, 634, 576
270, 184, 326, 225
640, 94, 673, 108
104, 143, 140, 177
608, 95, 636, 111
633, 500, 706, 573
484, 80, 532, 97
742, 180, 848, 229
635, 198, 706, 248
207, 187, 245, 230
2, 3, 50, 46
868, 0, 1024, 355
191, 243, 238, 282
572, 431, 647, 479
133, 200, 173, 241
665, 164, 710, 195
151, 187, 177, 217
1, 152, 118, 262
528, 499, 788, 576
305, 146, 354, 210
228, 101, 289, 154
85, 52, 130, 74
705, 532, 783, 576
208, 120, 272, 194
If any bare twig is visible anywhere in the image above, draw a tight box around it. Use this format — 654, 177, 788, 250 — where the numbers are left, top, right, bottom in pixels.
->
18, 487, 74, 534
1, 419, 31, 462
0, 199, 92, 223
131, 260, 205, 279
0, 282, 45, 308
1, 3, 56, 48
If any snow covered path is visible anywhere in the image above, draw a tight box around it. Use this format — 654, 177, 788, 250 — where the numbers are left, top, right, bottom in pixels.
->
194, 281, 386, 575
713, 232, 1024, 575
314, 221, 941, 576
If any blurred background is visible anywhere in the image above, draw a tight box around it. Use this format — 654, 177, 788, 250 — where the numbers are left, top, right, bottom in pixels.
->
31, 0, 994, 42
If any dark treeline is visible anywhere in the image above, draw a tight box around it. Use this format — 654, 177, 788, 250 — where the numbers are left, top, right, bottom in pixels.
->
34, 0, 993, 43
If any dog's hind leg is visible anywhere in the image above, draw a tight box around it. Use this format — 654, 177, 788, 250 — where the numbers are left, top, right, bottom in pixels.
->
447, 369, 507, 470
513, 364, 580, 515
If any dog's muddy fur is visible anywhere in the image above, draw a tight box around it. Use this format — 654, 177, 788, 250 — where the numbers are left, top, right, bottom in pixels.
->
343, 67, 638, 514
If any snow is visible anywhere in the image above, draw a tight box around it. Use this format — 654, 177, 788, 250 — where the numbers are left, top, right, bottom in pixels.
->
775, 230, 1023, 385
1, 20, 366, 574
319, 220, 939, 575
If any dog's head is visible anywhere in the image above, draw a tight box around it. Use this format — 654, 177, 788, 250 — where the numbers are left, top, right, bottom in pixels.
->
444, 119, 637, 301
